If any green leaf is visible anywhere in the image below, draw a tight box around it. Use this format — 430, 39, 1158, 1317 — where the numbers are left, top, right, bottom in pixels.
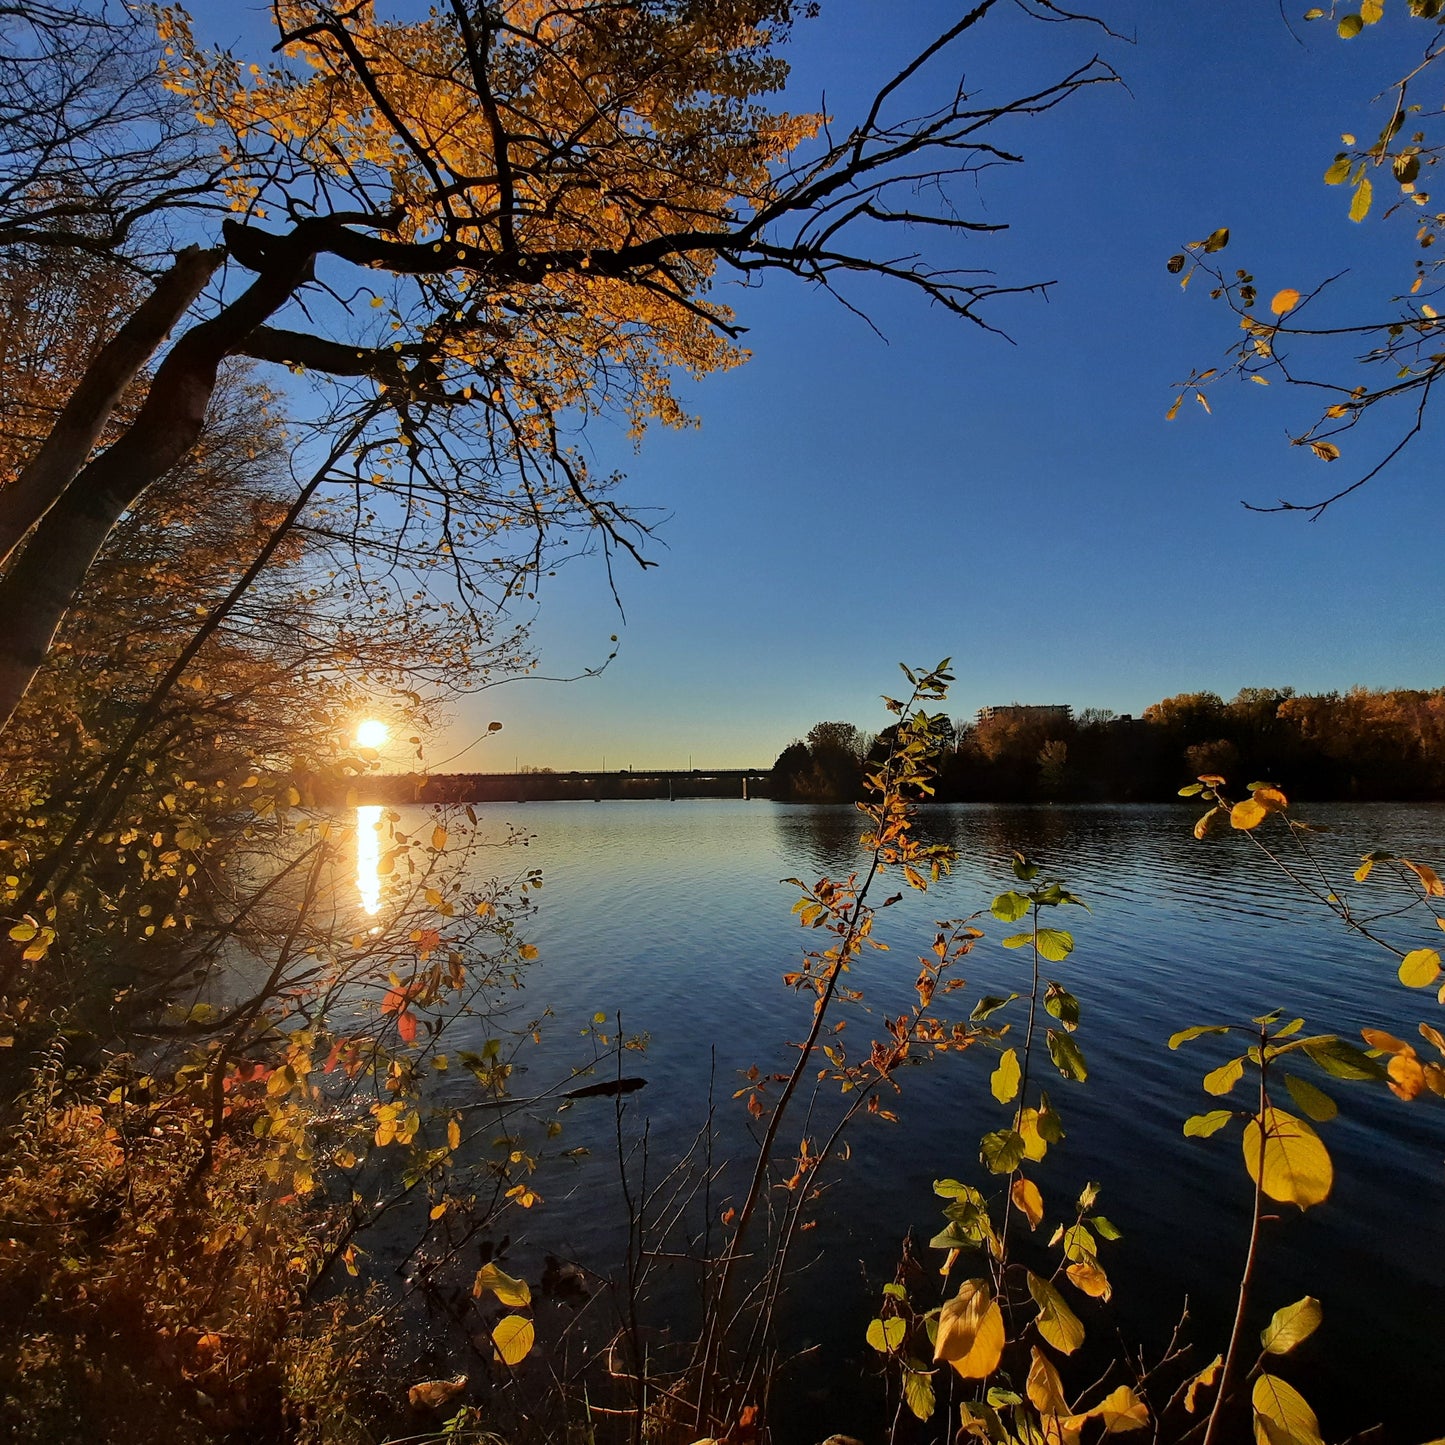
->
1178, 782, 1204, 796
1169, 1025, 1231, 1049
990, 890, 1031, 922
1001, 932, 1033, 950
991, 1048, 1021, 1104
1283, 1074, 1337, 1122
1202, 227, 1230, 253
1091, 1215, 1122, 1241
1044, 984, 1080, 1031
1184, 1110, 1233, 1138
1337, 12, 1364, 36
866, 1316, 907, 1352
882, 1281, 907, 1300
1011, 853, 1040, 881
980, 1129, 1026, 1174
1261, 1296, 1323, 1355
1047, 1030, 1088, 1082
1252, 1373, 1325, 1445
1399, 948, 1442, 988
1203, 1057, 1246, 1095
1034, 928, 1074, 963
1027, 1270, 1085, 1354
902, 1364, 935, 1421
1301, 1035, 1387, 1081
970, 993, 1017, 1022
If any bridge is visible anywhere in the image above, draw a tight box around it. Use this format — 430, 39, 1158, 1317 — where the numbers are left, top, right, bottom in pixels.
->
405, 767, 774, 803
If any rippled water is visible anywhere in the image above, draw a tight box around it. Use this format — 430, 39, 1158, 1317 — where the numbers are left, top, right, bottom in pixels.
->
379, 800, 1445, 1441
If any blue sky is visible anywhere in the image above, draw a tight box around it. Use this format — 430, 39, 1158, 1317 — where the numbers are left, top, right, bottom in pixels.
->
186, 3, 1442, 770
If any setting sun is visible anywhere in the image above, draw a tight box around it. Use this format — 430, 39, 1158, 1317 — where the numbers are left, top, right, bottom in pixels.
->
355, 718, 389, 749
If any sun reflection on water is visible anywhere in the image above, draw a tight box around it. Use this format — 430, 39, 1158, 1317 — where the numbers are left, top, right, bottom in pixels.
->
356, 804, 383, 915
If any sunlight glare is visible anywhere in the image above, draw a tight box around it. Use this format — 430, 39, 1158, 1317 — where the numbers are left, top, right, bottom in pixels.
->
355, 718, 389, 749
356, 804, 383, 916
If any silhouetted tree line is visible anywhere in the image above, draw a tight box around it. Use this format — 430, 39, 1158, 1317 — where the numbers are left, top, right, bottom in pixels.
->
770, 687, 1445, 803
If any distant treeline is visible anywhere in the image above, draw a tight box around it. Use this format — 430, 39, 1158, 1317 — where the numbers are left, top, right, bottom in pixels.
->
770, 688, 1445, 803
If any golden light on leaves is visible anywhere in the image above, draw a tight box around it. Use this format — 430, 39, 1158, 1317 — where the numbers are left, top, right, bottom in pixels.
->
355, 718, 389, 748
1252, 1372, 1325, 1445
491, 1313, 534, 1367
1261, 1296, 1322, 1355
1028, 1271, 1085, 1354
1011, 1176, 1044, 1230
934, 1278, 1005, 1379
1243, 1107, 1332, 1209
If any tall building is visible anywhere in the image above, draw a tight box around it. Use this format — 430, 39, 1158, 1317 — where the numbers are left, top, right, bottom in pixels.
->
976, 703, 1073, 725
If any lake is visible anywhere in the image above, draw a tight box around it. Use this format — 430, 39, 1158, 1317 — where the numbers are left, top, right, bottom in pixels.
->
364, 799, 1445, 1442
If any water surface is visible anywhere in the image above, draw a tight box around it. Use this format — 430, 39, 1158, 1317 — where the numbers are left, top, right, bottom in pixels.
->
375, 800, 1445, 1441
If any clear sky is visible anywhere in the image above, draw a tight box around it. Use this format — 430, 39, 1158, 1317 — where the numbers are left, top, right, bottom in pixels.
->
186, 2, 1443, 771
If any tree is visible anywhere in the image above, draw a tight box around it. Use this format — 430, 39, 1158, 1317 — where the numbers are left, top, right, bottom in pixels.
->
0, 0, 1116, 732
1170, 4, 1445, 515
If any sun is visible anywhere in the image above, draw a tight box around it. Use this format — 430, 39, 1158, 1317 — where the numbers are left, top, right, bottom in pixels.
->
355, 719, 389, 749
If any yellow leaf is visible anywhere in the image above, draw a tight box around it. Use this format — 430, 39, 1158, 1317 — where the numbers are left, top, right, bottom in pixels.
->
1399, 948, 1442, 988
1253, 785, 1289, 811
1261, 1296, 1322, 1354
1204, 1057, 1245, 1095
1349, 174, 1373, 222
1231, 799, 1269, 831
474, 1262, 531, 1308
491, 1313, 534, 1367
1017, 1107, 1049, 1161
1252, 1372, 1325, 1445
1309, 440, 1341, 461
1066, 1256, 1112, 1300
1028, 1271, 1085, 1354
518, 943, 539, 961
1027, 1346, 1069, 1414
1404, 859, 1445, 896
934, 1278, 1005, 1379
447, 1118, 461, 1150
1091, 1385, 1149, 1433
1388, 1051, 1426, 1101
1243, 1108, 1332, 1209
866, 1316, 907, 1352
1184, 1354, 1223, 1414
1361, 1026, 1412, 1054
1194, 807, 1222, 839
432, 824, 448, 851
1270, 288, 1301, 315
991, 1048, 1021, 1103
1011, 1176, 1044, 1230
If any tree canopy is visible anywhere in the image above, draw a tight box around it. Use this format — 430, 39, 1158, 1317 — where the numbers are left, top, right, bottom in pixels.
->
0, 0, 1115, 733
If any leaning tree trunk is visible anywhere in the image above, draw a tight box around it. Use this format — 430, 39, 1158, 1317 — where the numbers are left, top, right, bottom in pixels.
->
0, 245, 224, 569
0, 235, 317, 733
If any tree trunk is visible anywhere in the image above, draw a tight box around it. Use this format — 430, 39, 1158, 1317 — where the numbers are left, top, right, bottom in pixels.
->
0, 245, 223, 568
0, 234, 317, 732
